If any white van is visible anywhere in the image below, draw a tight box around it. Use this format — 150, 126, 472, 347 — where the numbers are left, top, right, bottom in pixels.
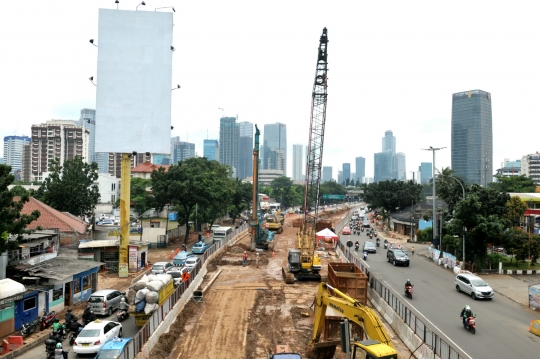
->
212, 226, 232, 243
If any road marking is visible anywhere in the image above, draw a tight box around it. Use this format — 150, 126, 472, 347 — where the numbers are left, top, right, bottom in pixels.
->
382, 280, 473, 359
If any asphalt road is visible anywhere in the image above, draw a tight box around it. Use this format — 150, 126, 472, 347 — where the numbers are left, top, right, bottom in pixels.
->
342, 230, 540, 359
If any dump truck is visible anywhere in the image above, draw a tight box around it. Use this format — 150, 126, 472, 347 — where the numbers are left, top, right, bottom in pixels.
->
131, 279, 175, 326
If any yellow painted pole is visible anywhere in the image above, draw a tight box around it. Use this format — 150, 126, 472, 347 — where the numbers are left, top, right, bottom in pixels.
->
119, 153, 131, 277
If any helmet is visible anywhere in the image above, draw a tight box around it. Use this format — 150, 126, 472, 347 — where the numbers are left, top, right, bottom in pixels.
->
465, 305, 470, 310
67, 308, 72, 312
407, 279, 410, 282
121, 297, 125, 302
54, 318, 59, 323
52, 330, 59, 336
56, 343, 62, 349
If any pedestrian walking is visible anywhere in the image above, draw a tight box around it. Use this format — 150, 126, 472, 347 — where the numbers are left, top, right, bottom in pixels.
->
256, 253, 260, 268
242, 251, 248, 266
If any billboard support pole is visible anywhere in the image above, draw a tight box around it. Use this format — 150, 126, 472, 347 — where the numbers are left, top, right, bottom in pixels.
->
119, 153, 131, 277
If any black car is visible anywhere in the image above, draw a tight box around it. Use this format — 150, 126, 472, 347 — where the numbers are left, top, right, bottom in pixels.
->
387, 247, 410, 266
363, 241, 377, 253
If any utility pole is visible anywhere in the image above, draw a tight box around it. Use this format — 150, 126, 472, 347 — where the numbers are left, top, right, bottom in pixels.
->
422, 146, 446, 250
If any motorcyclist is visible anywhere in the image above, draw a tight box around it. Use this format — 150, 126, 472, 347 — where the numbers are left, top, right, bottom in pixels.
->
119, 297, 129, 311
363, 251, 368, 260
82, 305, 91, 323
404, 279, 413, 295
54, 342, 68, 359
64, 308, 76, 324
52, 318, 65, 337
354, 241, 359, 249
49, 330, 63, 345
460, 305, 475, 327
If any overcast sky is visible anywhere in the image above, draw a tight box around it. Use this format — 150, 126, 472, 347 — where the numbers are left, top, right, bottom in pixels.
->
1, 0, 539, 179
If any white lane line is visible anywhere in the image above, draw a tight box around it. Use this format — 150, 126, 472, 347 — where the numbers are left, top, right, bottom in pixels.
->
382, 280, 473, 359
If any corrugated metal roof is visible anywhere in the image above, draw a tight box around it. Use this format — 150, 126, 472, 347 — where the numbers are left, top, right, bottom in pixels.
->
78, 239, 150, 249
14, 257, 102, 281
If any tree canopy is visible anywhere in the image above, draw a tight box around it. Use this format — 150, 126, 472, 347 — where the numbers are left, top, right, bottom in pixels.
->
36, 156, 100, 216
488, 175, 536, 193
362, 180, 422, 215
0, 165, 41, 253
131, 177, 155, 217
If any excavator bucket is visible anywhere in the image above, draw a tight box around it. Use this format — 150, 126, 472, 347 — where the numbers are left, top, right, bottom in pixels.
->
306, 341, 339, 359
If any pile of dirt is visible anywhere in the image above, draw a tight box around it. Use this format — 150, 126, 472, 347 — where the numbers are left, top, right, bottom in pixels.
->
149, 301, 197, 358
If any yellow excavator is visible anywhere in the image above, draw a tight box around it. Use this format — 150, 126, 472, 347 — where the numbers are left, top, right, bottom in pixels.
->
309, 282, 399, 359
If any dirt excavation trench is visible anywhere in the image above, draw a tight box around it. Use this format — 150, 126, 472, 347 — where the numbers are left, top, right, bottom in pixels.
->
149, 211, 411, 359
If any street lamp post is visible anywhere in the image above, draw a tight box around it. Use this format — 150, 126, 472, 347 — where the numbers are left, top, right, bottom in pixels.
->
437, 170, 466, 269
422, 146, 446, 249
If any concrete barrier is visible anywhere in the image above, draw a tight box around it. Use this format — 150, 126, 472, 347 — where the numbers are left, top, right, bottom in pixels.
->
135, 229, 249, 359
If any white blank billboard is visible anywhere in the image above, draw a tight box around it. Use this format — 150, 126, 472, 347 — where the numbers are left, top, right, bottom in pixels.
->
95, 9, 172, 154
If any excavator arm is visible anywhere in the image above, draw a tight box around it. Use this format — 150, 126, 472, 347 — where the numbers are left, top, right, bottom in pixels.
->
310, 283, 399, 359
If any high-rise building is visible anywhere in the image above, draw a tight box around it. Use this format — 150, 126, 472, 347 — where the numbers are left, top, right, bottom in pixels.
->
30, 120, 89, 181
152, 154, 170, 165
292, 144, 304, 181
237, 122, 253, 180
0, 158, 3, 164
267, 149, 286, 174
355, 157, 365, 181
392, 153, 406, 180
374, 151, 393, 182
322, 166, 332, 183
263, 123, 287, 175
382, 130, 396, 154
451, 89, 493, 186
219, 117, 238, 175
203, 139, 219, 161
419, 162, 433, 184
21, 143, 32, 182
521, 154, 540, 184
338, 170, 343, 184
3, 135, 31, 174
496, 159, 521, 178
78, 108, 96, 164
172, 142, 195, 164
342, 163, 351, 184
107, 152, 151, 178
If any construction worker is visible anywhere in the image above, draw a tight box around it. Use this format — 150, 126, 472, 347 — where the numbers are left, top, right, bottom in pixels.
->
256, 253, 260, 268
242, 251, 248, 266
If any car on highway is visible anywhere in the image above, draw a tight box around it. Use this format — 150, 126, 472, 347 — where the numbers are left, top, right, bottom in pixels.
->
363, 241, 377, 253
151, 261, 173, 275
97, 219, 115, 226
73, 319, 123, 355
173, 251, 194, 266
455, 273, 494, 300
342, 226, 351, 235
192, 241, 211, 254
88, 289, 126, 316
166, 266, 190, 287
387, 247, 410, 266
94, 337, 133, 359
184, 256, 201, 271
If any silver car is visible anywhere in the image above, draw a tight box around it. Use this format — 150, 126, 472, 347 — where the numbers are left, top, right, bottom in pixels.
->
88, 289, 125, 316
455, 273, 494, 300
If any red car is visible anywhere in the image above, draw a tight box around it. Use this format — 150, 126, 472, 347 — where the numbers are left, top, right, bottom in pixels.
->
342, 226, 351, 235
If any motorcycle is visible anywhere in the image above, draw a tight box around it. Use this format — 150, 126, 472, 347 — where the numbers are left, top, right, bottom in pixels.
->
117, 308, 130, 322
363, 251, 368, 261
68, 323, 84, 345
376, 240, 380, 247
20, 318, 39, 336
463, 315, 476, 334
384, 242, 388, 249
40, 309, 57, 331
404, 285, 414, 299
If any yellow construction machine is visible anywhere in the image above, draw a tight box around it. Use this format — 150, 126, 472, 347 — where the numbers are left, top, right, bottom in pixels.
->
309, 282, 399, 359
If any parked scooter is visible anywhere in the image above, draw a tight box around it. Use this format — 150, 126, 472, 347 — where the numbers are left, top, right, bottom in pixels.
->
20, 318, 39, 336
404, 285, 414, 299
463, 315, 476, 334
40, 309, 57, 331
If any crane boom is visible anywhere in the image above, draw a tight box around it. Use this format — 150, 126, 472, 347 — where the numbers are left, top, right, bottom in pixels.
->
303, 27, 329, 227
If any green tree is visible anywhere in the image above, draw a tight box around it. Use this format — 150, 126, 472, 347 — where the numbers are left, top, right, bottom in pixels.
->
504, 196, 527, 227
488, 175, 536, 193
271, 176, 293, 207
39, 157, 100, 215
10, 185, 29, 197
131, 178, 155, 217
362, 180, 422, 219
228, 179, 252, 222
0, 165, 41, 253
151, 157, 234, 244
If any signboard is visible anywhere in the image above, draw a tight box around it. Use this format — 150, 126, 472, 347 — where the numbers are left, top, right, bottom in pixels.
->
530, 284, 540, 310
322, 194, 345, 200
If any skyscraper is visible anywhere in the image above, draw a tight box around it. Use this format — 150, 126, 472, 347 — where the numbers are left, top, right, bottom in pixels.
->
392, 153, 406, 180
263, 123, 287, 175
237, 122, 253, 180
219, 117, 238, 175
382, 130, 396, 154
3, 135, 31, 174
292, 144, 304, 181
338, 170, 343, 184
172, 141, 195, 163
78, 108, 96, 163
419, 162, 432, 184
203, 139, 219, 161
355, 157, 365, 182
322, 166, 332, 183
374, 152, 393, 182
342, 163, 351, 184
451, 90, 493, 186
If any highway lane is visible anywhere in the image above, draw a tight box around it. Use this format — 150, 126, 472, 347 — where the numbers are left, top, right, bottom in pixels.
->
342, 230, 540, 358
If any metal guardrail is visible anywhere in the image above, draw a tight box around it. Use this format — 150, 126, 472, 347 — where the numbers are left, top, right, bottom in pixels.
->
128, 223, 249, 358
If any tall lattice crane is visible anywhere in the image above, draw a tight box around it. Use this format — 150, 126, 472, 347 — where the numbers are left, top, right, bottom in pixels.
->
283, 28, 329, 284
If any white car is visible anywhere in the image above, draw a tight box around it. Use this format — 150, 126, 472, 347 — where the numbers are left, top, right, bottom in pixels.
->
455, 273, 494, 300
184, 256, 201, 271
73, 320, 123, 354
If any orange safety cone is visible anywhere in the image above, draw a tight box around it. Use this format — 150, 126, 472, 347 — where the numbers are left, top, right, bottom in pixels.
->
272, 250, 276, 257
